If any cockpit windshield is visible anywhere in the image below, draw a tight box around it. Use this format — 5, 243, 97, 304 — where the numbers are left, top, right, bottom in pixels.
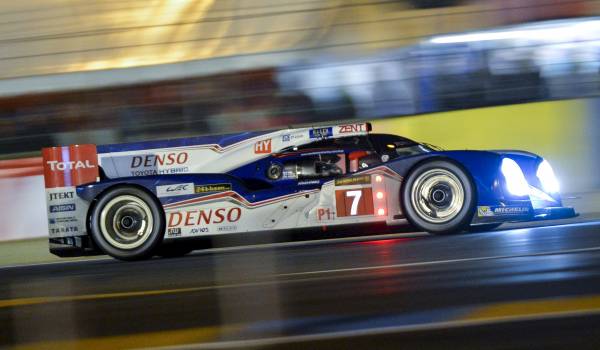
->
370, 134, 433, 160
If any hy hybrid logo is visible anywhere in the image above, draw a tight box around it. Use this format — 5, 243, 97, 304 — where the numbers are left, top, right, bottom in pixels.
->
254, 139, 272, 154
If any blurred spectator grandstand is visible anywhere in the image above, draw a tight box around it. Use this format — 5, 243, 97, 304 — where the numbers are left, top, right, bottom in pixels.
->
0, 0, 599, 156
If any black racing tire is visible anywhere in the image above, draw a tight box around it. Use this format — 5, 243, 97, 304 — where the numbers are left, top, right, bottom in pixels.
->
401, 160, 476, 234
155, 245, 195, 258
89, 186, 165, 261
468, 223, 502, 232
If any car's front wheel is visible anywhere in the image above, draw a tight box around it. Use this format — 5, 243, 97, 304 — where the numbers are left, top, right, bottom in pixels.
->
401, 160, 476, 234
90, 186, 165, 260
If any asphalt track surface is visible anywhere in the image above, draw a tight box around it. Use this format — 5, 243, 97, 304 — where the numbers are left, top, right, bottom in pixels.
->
2, 217, 600, 349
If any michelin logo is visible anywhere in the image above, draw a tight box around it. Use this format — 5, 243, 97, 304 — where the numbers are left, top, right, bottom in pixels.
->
494, 207, 530, 215
478, 206, 530, 217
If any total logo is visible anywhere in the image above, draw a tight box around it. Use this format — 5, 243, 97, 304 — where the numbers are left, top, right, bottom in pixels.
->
46, 160, 95, 171
254, 139, 272, 154
168, 207, 242, 227
131, 152, 189, 168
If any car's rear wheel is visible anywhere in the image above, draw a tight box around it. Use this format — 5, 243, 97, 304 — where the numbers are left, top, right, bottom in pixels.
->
402, 160, 476, 234
90, 186, 164, 260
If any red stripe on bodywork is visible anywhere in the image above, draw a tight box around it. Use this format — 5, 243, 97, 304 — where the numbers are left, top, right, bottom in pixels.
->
164, 190, 319, 209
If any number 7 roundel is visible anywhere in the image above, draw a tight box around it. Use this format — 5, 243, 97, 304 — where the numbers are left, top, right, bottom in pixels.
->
335, 188, 374, 217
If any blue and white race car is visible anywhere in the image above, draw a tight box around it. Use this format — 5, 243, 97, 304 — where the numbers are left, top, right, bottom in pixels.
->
42, 122, 576, 260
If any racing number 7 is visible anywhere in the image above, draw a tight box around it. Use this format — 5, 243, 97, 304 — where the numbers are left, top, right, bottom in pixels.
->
335, 188, 374, 217
346, 190, 362, 216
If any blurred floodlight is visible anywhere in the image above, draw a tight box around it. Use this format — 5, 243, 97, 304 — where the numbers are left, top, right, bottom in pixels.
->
430, 19, 600, 44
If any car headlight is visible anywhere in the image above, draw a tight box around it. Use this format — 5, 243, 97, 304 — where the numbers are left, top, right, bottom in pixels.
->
537, 159, 560, 193
501, 158, 529, 196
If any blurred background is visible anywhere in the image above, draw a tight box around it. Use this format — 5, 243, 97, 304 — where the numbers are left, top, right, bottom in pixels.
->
3, 2, 600, 349
1, 0, 600, 240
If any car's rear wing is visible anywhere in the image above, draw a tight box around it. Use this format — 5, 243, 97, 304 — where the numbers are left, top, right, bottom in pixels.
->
42, 144, 99, 238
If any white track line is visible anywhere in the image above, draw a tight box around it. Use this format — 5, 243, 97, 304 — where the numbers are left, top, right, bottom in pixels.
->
190, 231, 428, 255
0, 256, 111, 270
3, 220, 599, 270
277, 245, 600, 277
0, 232, 429, 270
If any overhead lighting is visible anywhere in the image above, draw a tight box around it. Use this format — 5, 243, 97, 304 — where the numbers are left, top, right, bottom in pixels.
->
429, 19, 600, 44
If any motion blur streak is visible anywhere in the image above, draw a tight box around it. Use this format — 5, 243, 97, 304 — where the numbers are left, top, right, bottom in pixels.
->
462, 294, 600, 322
14, 326, 220, 350
0, 286, 218, 309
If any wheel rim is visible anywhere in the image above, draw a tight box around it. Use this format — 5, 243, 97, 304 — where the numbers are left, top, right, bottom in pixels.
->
99, 195, 154, 250
410, 168, 465, 224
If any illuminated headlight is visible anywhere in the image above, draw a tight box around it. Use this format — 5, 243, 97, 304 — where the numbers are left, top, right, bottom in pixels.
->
537, 159, 560, 193
501, 158, 529, 196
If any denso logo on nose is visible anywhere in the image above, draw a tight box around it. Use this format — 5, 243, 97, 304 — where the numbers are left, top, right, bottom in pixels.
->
130, 152, 189, 168
47, 160, 95, 171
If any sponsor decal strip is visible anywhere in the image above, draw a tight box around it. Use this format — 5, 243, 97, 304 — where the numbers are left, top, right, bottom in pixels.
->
335, 175, 371, 186
164, 190, 319, 210
477, 205, 531, 217
195, 183, 232, 193
321, 165, 403, 189
338, 123, 369, 134
99, 131, 279, 158
99, 123, 370, 158
156, 183, 194, 197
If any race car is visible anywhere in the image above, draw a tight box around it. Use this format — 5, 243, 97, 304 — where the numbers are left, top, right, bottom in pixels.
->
42, 122, 576, 260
